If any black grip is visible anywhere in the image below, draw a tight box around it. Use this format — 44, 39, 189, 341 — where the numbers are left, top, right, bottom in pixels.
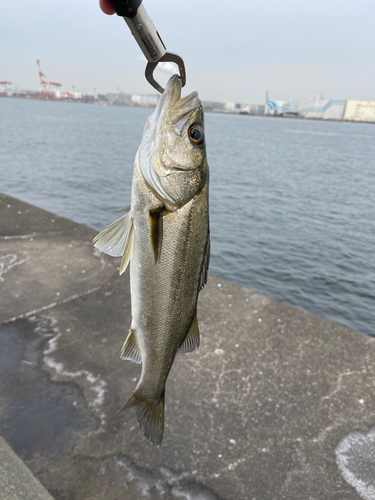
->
107, 0, 142, 18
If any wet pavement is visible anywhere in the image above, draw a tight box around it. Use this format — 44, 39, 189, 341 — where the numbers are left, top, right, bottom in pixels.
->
1, 192, 375, 500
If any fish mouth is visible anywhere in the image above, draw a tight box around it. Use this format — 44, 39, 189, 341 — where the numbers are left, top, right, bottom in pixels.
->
154, 75, 201, 132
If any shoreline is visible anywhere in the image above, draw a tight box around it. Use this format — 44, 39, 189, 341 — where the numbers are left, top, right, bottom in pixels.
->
1, 94, 374, 124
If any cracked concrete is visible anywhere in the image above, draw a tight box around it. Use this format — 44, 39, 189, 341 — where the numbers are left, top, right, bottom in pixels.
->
1, 192, 375, 499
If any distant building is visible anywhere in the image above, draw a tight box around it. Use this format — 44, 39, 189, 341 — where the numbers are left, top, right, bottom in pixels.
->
238, 104, 265, 114
283, 99, 299, 115
265, 100, 299, 116
203, 101, 225, 111
55, 90, 83, 100
131, 94, 158, 107
265, 100, 277, 114
224, 102, 236, 112
97, 94, 108, 102
343, 101, 375, 122
306, 95, 346, 120
106, 93, 131, 105
251, 104, 265, 114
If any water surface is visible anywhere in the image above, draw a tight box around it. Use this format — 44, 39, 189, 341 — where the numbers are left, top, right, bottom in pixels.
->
1, 98, 375, 336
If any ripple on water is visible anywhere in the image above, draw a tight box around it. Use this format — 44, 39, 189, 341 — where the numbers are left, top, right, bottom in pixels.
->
1, 99, 375, 336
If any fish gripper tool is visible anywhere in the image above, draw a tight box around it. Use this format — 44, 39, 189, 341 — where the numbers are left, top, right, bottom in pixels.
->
107, 0, 186, 94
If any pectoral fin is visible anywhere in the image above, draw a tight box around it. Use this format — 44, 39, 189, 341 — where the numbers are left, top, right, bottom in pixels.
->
93, 206, 132, 257
176, 313, 200, 357
120, 328, 141, 364
149, 206, 164, 263
119, 220, 134, 275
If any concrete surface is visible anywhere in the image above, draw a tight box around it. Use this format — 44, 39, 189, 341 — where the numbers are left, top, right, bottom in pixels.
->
1, 192, 375, 500
0, 436, 54, 500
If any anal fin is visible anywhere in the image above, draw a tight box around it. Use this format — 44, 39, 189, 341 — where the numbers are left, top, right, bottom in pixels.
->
120, 329, 142, 364
176, 313, 200, 357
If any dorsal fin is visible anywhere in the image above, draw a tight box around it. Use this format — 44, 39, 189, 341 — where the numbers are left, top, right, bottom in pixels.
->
176, 313, 200, 357
149, 206, 164, 263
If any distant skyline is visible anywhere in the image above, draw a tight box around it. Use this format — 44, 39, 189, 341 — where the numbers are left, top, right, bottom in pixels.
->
1, 0, 375, 107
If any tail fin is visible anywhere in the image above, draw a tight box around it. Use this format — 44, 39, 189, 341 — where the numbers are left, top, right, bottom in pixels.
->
117, 392, 165, 446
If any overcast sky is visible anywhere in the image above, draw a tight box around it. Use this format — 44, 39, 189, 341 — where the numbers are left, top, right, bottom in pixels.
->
1, 0, 374, 107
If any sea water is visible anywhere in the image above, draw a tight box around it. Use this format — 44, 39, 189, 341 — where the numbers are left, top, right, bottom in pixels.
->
1, 98, 375, 336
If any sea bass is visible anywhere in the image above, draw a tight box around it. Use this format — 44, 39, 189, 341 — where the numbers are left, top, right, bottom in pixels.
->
93, 75, 209, 445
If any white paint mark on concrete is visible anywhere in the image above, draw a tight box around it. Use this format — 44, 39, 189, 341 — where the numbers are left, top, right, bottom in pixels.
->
4, 286, 101, 324
335, 427, 375, 500
0, 253, 30, 282
43, 327, 107, 428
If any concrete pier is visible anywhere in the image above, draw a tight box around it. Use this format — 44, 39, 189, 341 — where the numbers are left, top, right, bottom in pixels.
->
1, 192, 375, 500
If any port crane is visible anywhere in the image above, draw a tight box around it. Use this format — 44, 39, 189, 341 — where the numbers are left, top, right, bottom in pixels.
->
0, 81, 12, 95
37, 60, 62, 98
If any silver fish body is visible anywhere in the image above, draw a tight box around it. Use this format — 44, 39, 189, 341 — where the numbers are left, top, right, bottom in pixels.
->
94, 75, 209, 445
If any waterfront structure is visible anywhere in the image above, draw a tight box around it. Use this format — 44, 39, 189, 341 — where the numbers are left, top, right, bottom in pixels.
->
252, 104, 265, 114
55, 90, 83, 100
36, 60, 61, 99
343, 100, 375, 122
2, 191, 375, 500
131, 94, 158, 106
0, 80, 12, 96
224, 102, 236, 112
106, 92, 132, 105
307, 95, 346, 120
265, 100, 277, 114
202, 101, 225, 111
283, 99, 299, 115
265, 99, 299, 116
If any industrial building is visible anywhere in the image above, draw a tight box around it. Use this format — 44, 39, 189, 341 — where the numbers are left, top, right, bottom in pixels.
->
203, 101, 225, 111
265, 99, 299, 116
343, 100, 375, 122
306, 95, 346, 120
131, 94, 158, 106
106, 92, 131, 105
241, 104, 265, 114
4, 61, 374, 122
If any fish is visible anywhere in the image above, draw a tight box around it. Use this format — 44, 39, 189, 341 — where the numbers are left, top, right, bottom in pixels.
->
93, 75, 210, 445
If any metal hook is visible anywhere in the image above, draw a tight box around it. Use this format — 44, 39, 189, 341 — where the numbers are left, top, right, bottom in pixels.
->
145, 53, 186, 94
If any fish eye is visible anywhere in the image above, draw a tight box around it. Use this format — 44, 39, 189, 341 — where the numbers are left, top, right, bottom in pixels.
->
188, 125, 205, 145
